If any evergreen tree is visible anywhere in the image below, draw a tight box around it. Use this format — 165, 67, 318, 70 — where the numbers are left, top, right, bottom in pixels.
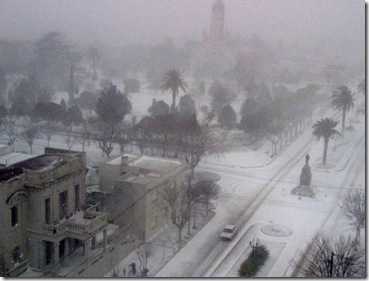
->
218, 105, 237, 129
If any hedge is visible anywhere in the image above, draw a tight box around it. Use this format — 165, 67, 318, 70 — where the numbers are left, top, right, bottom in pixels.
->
238, 244, 269, 277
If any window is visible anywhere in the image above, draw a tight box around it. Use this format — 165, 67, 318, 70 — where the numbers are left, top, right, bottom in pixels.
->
11, 206, 18, 227
74, 185, 80, 212
59, 239, 65, 258
45, 198, 51, 224
59, 191, 68, 220
45, 241, 53, 265
13, 247, 20, 263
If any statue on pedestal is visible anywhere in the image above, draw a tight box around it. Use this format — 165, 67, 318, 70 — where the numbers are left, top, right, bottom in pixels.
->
291, 154, 317, 198
299, 154, 312, 187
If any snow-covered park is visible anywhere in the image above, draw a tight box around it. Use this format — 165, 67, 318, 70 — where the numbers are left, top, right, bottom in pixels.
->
2, 75, 365, 278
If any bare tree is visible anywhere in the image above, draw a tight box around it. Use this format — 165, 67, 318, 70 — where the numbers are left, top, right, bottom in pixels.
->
182, 177, 202, 235
301, 234, 365, 277
180, 123, 224, 178
40, 120, 56, 147
266, 133, 282, 158
115, 122, 133, 154
186, 179, 203, 230
93, 120, 116, 158
74, 119, 92, 152
4, 115, 19, 144
196, 180, 220, 216
0, 121, 5, 139
136, 243, 152, 277
161, 185, 190, 248
19, 117, 39, 154
63, 123, 75, 150
340, 189, 365, 244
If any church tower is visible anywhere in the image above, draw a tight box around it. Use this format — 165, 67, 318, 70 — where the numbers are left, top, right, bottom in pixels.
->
210, 0, 225, 43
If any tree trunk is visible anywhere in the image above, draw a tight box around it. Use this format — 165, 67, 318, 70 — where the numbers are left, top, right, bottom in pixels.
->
178, 228, 182, 248
323, 137, 329, 165
29, 144, 33, 154
187, 211, 191, 235
193, 204, 197, 229
206, 201, 209, 217
171, 92, 177, 113
355, 226, 360, 245
342, 109, 346, 137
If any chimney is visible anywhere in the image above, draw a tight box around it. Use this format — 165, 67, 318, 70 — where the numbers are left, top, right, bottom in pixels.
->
121, 156, 129, 166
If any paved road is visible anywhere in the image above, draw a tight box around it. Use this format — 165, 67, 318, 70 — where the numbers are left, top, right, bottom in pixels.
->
155, 111, 365, 277
155, 128, 313, 277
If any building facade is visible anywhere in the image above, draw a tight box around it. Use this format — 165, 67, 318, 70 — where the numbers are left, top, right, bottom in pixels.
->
0, 148, 110, 277
99, 154, 188, 242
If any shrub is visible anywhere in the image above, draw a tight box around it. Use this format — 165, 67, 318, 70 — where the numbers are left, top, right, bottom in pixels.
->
239, 245, 269, 277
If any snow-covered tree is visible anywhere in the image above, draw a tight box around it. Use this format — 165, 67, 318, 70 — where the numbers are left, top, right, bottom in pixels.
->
195, 180, 220, 216
19, 117, 39, 154
340, 189, 365, 244
301, 234, 365, 277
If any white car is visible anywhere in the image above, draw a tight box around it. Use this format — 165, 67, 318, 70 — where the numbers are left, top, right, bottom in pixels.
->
220, 225, 237, 241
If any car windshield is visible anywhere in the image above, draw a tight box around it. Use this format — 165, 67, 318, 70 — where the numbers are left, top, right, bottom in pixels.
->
224, 228, 233, 233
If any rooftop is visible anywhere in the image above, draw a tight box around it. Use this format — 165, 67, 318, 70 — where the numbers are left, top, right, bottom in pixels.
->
0, 155, 59, 182
133, 156, 182, 172
121, 171, 162, 185
107, 154, 182, 173
0, 152, 37, 167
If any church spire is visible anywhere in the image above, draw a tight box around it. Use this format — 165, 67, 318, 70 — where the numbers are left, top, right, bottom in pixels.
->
210, 0, 225, 43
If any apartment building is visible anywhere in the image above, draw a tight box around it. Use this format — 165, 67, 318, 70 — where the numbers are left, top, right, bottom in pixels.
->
99, 154, 188, 242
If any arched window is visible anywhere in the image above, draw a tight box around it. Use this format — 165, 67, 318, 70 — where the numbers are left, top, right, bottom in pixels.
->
13, 247, 20, 263
11, 206, 18, 227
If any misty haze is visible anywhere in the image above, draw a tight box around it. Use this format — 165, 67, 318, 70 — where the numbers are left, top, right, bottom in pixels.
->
0, 0, 365, 278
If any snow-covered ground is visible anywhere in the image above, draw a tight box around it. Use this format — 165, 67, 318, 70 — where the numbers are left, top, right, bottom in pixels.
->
3, 78, 365, 277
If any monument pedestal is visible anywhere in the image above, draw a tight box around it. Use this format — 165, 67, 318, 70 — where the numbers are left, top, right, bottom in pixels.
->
291, 185, 317, 198
291, 154, 317, 198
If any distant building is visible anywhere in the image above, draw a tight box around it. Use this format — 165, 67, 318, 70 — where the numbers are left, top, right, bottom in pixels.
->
192, 0, 240, 80
99, 154, 188, 242
0, 148, 113, 277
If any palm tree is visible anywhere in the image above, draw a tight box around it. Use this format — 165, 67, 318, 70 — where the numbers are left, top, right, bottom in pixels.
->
160, 70, 188, 112
357, 79, 365, 95
312, 118, 341, 165
331, 85, 354, 137
357, 79, 365, 105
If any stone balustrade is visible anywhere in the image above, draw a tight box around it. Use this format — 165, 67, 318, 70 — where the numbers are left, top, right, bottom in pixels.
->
40, 212, 107, 237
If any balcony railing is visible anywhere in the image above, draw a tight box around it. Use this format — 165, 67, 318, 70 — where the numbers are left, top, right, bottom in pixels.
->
40, 209, 107, 237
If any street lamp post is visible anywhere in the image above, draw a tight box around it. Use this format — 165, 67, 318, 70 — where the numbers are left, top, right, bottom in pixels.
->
249, 238, 259, 250
329, 252, 335, 277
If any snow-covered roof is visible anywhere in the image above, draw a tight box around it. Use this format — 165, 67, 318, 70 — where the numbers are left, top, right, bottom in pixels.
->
107, 153, 138, 165
132, 156, 182, 172
0, 152, 37, 167
107, 154, 183, 172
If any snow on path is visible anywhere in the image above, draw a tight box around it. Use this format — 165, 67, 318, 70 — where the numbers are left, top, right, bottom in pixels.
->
155, 111, 364, 277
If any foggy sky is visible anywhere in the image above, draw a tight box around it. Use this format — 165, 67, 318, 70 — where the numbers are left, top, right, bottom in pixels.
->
0, 0, 365, 52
